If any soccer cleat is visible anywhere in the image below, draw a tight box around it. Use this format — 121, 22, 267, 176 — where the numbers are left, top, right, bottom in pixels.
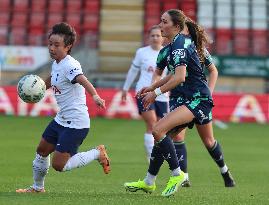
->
16, 186, 45, 193
161, 171, 185, 197
96, 145, 111, 174
222, 170, 235, 187
124, 180, 156, 193
181, 179, 191, 187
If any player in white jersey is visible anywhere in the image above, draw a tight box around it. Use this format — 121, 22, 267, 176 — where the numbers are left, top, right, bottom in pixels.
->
121, 25, 169, 162
16, 22, 110, 193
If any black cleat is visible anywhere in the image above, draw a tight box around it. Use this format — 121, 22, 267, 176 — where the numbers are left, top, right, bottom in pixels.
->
221, 170, 235, 187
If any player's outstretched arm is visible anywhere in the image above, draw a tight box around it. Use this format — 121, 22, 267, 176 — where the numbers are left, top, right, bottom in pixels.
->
75, 74, 106, 108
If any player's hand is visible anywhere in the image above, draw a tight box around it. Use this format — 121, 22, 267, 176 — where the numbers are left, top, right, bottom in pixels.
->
93, 95, 106, 108
136, 86, 152, 99
121, 90, 127, 102
142, 91, 156, 109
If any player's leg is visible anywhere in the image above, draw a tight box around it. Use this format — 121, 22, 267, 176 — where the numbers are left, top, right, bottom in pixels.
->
153, 105, 193, 196
168, 96, 190, 186
125, 106, 193, 196
53, 127, 110, 174
16, 120, 57, 193
196, 122, 235, 187
140, 110, 157, 162
137, 98, 156, 162
172, 129, 191, 187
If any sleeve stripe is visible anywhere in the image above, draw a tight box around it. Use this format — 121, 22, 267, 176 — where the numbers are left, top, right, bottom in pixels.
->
132, 63, 140, 69
71, 73, 83, 84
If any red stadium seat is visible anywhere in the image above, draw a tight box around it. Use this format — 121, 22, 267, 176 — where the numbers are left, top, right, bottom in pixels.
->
0, 0, 11, 11
10, 27, 27, 45
48, 0, 64, 12
11, 12, 28, 27
28, 27, 44, 45
234, 29, 250, 56
13, 0, 29, 12
30, 12, 46, 28
144, 17, 160, 33
66, 13, 81, 33
145, 1, 161, 18
0, 26, 8, 45
163, 2, 178, 11
0, 12, 10, 26
82, 13, 99, 33
216, 29, 232, 55
66, 0, 82, 13
84, 0, 100, 14
252, 30, 268, 56
180, 1, 197, 21
31, 0, 47, 12
47, 13, 64, 28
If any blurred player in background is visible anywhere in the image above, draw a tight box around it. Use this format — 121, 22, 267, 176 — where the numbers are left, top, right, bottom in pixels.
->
121, 25, 169, 162
124, 9, 234, 197
16, 22, 110, 193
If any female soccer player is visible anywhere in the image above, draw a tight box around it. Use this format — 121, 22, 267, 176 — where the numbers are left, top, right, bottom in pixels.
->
149, 18, 220, 188
124, 10, 234, 197
121, 25, 169, 162
16, 22, 110, 193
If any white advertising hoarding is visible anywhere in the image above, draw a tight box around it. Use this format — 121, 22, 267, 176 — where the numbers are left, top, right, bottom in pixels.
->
0, 46, 49, 71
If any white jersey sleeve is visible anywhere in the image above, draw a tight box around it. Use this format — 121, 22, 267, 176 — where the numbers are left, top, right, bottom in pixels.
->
132, 48, 143, 68
65, 60, 83, 83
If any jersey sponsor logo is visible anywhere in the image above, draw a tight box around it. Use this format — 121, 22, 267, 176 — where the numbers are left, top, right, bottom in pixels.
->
172, 49, 186, 59
52, 85, 61, 95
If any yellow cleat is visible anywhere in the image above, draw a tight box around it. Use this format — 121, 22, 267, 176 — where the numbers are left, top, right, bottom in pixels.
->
124, 180, 156, 193
161, 171, 186, 197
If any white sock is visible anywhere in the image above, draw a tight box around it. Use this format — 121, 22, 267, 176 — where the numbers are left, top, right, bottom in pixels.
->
32, 153, 50, 190
185, 172, 189, 180
144, 133, 154, 163
220, 164, 228, 174
144, 172, 157, 186
62, 148, 100, 171
171, 167, 181, 176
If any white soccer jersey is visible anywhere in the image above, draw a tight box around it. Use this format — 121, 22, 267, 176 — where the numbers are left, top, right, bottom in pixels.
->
50, 55, 90, 129
123, 46, 169, 102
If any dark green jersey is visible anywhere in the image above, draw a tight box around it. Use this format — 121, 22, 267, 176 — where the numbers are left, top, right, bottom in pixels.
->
156, 33, 212, 99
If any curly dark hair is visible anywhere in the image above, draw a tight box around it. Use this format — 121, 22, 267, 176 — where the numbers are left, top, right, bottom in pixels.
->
185, 18, 211, 63
48, 22, 77, 54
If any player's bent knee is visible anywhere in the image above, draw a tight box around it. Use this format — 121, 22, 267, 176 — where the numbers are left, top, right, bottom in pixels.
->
152, 127, 165, 141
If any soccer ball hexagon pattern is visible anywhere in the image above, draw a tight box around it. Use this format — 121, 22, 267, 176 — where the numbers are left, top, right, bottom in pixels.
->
17, 75, 46, 103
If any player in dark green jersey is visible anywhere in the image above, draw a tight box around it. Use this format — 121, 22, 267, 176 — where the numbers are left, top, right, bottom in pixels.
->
124, 10, 234, 197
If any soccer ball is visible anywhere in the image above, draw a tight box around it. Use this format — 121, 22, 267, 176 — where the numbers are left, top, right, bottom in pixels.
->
17, 74, 46, 103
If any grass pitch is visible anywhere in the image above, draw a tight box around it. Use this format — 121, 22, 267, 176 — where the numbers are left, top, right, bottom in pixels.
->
0, 115, 269, 205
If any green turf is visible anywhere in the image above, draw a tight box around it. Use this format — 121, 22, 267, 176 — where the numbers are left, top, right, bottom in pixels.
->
0, 115, 269, 205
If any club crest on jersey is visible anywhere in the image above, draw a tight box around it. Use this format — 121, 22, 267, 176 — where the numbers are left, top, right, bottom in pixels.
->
172, 49, 185, 59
